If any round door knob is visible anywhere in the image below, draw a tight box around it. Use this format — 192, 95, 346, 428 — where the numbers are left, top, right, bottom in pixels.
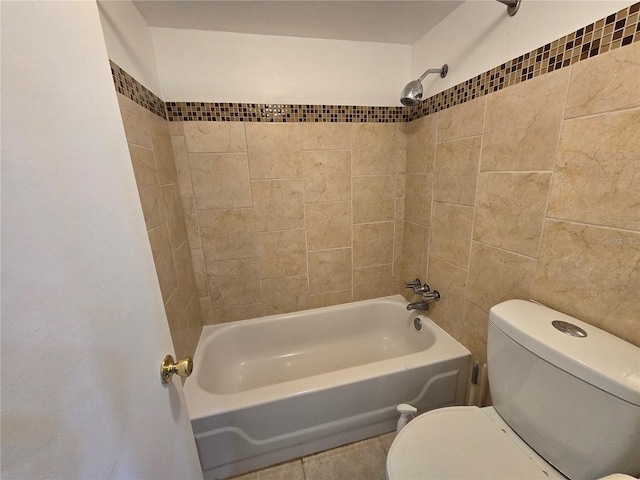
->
161, 354, 193, 384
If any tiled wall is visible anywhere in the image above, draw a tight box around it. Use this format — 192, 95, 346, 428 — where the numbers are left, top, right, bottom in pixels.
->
399, 41, 640, 365
116, 94, 203, 359
169, 122, 406, 322
110, 3, 639, 362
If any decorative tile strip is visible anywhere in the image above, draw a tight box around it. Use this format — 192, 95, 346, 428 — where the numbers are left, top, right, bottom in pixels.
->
110, 2, 638, 122
165, 102, 408, 122
110, 60, 166, 120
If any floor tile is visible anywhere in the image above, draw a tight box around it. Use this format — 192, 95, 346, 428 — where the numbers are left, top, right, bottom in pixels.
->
229, 459, 305, 480
302, 438, 387, 480
379, 432, 396, 453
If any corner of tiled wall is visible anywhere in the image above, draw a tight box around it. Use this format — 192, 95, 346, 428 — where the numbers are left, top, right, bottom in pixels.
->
116, 94, 203, 360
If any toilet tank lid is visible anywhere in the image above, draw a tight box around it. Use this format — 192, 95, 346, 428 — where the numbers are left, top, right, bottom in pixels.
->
489, 300, 640, 406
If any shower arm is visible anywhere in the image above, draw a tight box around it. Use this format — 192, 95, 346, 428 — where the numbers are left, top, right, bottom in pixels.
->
495, 0, 521, 16
417, 65, 449, 82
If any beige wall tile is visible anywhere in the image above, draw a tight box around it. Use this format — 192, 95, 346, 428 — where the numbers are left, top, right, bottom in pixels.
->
428, 308, 463, 341
148, 223, 178, 303
199, 296, 215, 325
167, 121, 184, 136
466, 242, 537, 312
433, 137, 481, 206
172, 239, 198, 308
257, 229, 307, 279
190, 152, 253, 210
308, 248, 352, 294
565, 41, 640, 119
482, 69, 569, 172
164, 291, 190, 361
262, 275, 310, 315
161, 184, 188, 249
207, 258, 261, 308
430, 202, 474, 268
460, 301, 489, 366
213, 302, 264, 324
305, 201, 351, 251
190, 248, 208, 298
245, 123, 303, 179
171, 135, 192, 196
303, 150, 351, 203
404, 115, 437, 173
352, 175, 395, 223
396, 174, 406, 198
181, 195, 201, 249
128, 144, 166, 230
147, 112, 178, 185
532, 220, 640, 346
183, 121, 246, 153
426, 256, 467, 324
437, 97, 485, 143
353, 222, 394, 267
301, 123, 353, 150
117, 94, 151, 148
199, 208, 257, 262
185, 294, 204, 355
251, 179, 305, 231
402, 221, 429, 274
309, 290, 353, 309
352, 123, 396, 175
353, 264, 392, 301
474, 172, 551, 258
404, 174, 433, 226
547, 108, 640, 230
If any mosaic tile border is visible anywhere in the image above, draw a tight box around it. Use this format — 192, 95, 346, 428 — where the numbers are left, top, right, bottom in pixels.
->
110, 2, 639, 122
110, 60, 166, 120
165, 102, 408, 123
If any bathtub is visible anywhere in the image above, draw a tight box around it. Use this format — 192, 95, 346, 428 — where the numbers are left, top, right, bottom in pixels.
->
184, 295, 470, 479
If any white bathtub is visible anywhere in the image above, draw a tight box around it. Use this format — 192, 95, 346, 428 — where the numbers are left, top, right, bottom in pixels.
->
184, 295, 470, 479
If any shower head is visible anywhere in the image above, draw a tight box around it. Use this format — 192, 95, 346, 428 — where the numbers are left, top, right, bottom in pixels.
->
400, 64, 448, 106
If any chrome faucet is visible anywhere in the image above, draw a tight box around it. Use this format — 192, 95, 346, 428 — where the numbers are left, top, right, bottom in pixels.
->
405, 278, 441, 310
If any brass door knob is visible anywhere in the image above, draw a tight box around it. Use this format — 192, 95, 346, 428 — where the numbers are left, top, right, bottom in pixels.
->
161, 355, 193, 384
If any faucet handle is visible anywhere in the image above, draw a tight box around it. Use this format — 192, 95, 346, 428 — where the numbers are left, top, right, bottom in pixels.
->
413, 283, 431, 294
405, 278, 422, 289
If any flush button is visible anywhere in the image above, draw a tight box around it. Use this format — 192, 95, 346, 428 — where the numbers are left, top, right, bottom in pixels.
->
552, 320, 587, 337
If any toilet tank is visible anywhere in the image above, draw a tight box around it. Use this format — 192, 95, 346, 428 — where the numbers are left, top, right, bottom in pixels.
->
488, 300, 640, 480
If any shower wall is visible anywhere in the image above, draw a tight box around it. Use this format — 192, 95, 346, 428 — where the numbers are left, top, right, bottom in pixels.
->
170, 122, 407, 323
401, 40, 640, 365
116, 93, 203, 359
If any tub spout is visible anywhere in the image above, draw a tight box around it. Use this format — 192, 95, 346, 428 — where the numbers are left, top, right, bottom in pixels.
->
406, 290, 441, 310
406, 301, 429, 311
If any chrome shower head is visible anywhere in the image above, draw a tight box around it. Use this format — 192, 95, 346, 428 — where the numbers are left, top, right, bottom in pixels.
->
400, 80, 423, 106
400, 64, 448, 107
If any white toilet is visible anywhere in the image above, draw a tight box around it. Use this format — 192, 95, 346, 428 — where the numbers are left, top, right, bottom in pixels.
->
386, 299, 640, 480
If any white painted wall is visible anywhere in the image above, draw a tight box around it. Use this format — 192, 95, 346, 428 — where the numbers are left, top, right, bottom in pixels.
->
151, 27, 411, 106
412, 0, 635, 98
1, 2, 201, 478
98, 0, 163, 96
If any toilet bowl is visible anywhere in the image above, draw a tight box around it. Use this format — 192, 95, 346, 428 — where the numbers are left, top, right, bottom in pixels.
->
386, 300, 640, 480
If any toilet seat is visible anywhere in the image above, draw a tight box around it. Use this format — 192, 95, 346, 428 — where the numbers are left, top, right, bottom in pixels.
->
386, 406, 566, 480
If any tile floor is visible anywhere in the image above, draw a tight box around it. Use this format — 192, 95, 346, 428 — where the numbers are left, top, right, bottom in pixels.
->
229, 431, 396, 480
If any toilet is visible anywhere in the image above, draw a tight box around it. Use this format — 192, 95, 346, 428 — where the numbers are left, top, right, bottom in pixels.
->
386, 299, 640, 480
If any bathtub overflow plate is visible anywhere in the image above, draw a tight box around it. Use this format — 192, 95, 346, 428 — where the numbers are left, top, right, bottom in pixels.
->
552, 320, 587, 338
413, 317, 422, 331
